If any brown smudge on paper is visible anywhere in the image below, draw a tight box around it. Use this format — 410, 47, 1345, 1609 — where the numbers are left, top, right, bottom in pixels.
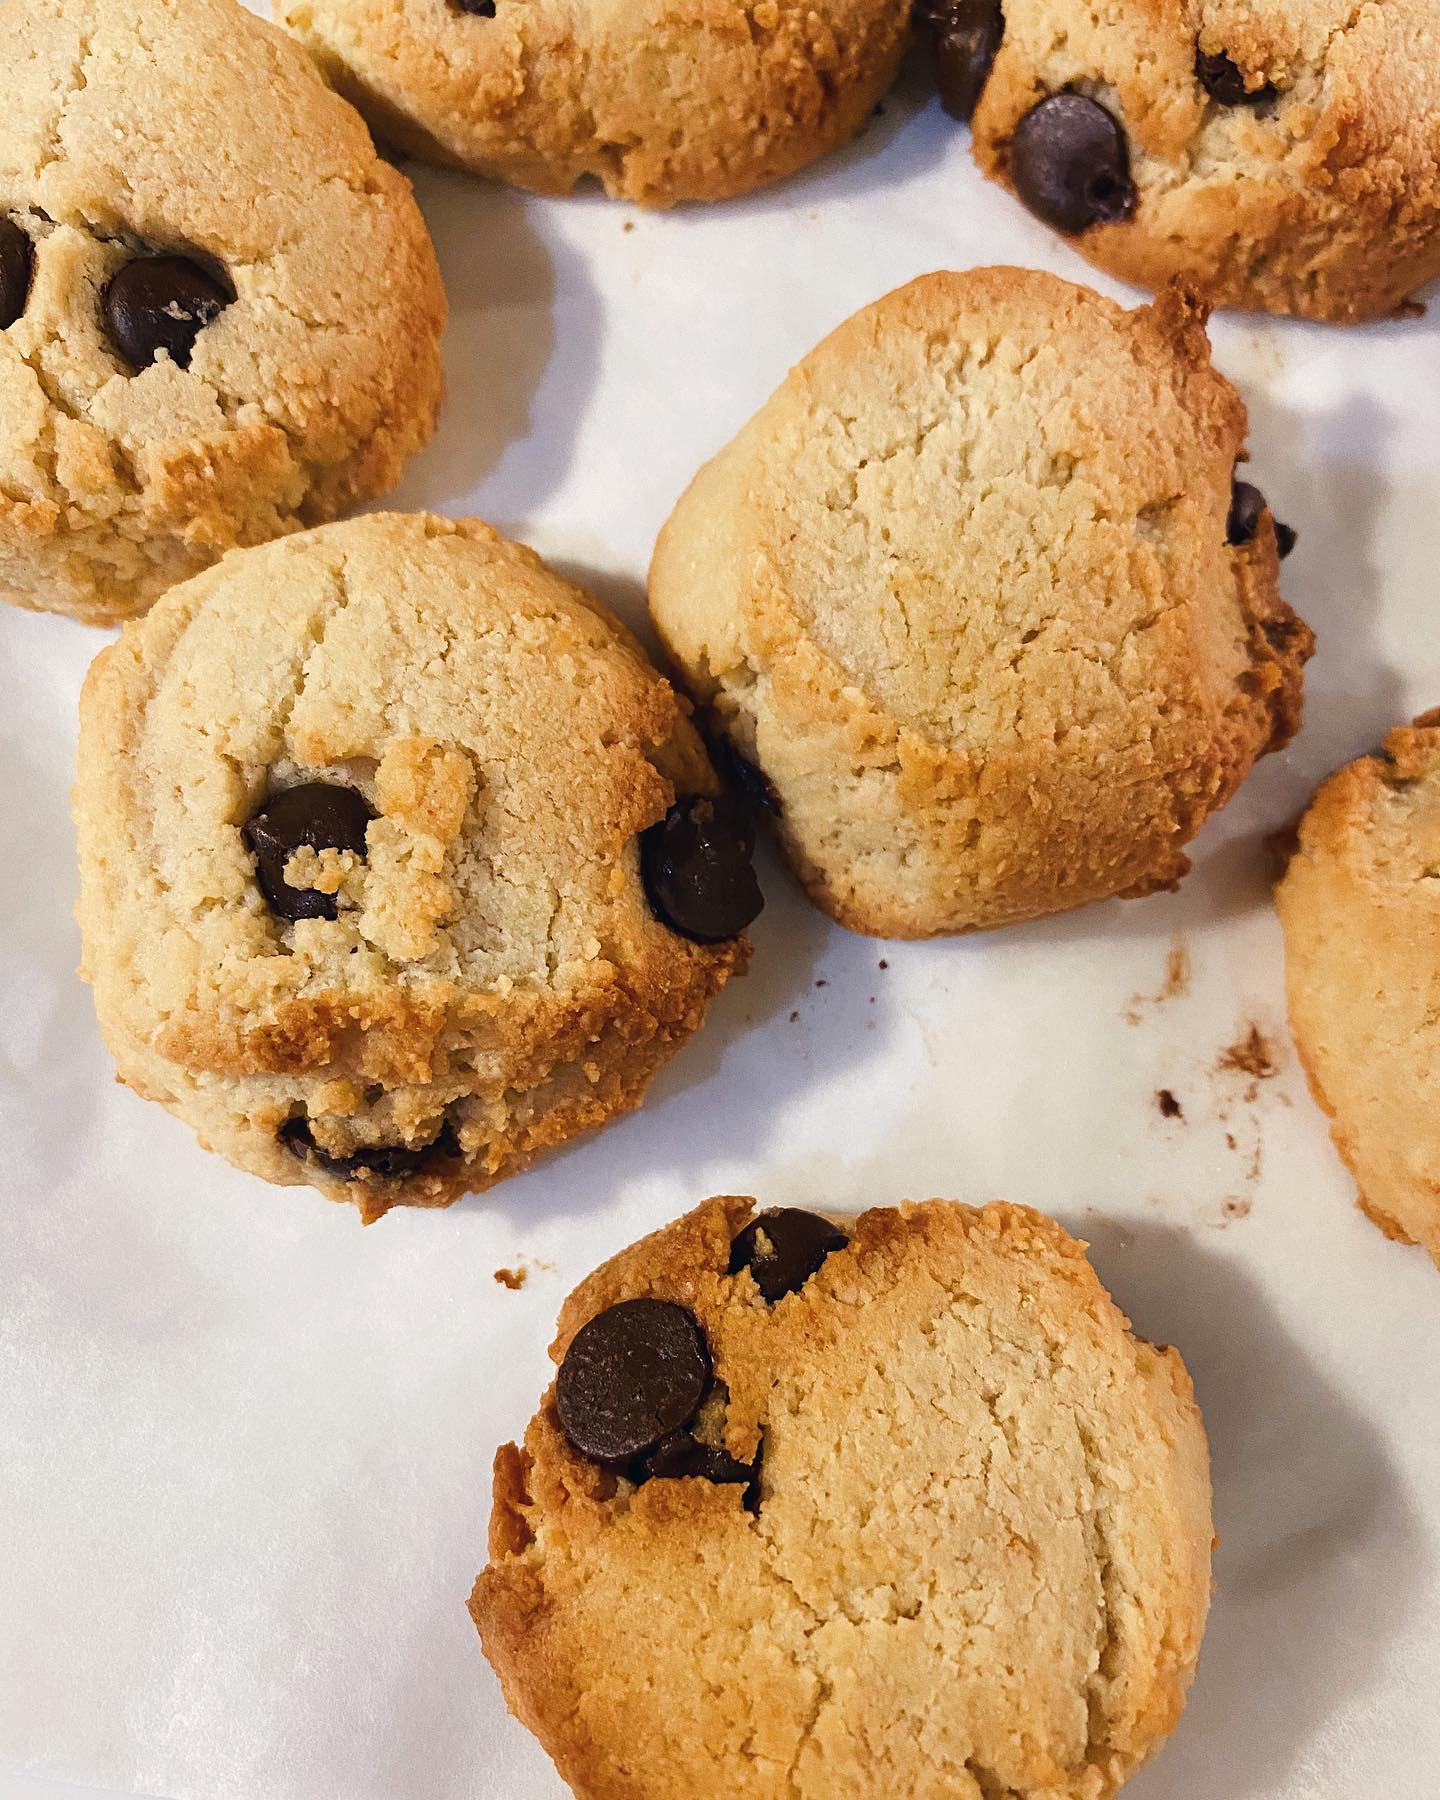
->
1156, 1088, 1183, 1120
1123, 937, 1191, 1024
1216, 1024, 1277, 1086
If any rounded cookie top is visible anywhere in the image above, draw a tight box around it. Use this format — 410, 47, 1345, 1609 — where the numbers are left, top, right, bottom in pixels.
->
472, 1196, 1213, 1800
74, 513, 751, 1214
280, 0, 910, 204
961, 0, 1440, 321
649, 267, 1310, 937
1277, 711, 1440, 1265
0, 0, 445, 623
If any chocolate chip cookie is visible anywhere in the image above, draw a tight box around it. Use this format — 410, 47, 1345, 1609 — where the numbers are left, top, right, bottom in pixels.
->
472, 1195, 1213, 1797
649, 266, 1311, 939
1277, 711, 1440, 1268
1, 0, 445, 625
948, 0, 1440, 322
73, 514, 759, 1221
279, 0, 909, 204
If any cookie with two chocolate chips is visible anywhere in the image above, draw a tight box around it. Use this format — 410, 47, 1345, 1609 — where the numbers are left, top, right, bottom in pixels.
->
472, 1195, 1214, 1798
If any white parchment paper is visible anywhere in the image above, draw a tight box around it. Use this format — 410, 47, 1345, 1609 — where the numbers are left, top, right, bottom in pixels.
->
4, 15, 1440, 1800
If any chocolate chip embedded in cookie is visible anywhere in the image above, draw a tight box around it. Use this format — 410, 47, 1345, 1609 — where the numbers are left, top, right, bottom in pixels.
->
73, 513, 752, 1221
472, 1195, 1214, 1798
650, 267, 1311, 938
0, 0, 444, 624
966, 0, 1440, 321
279, 0, 910, 205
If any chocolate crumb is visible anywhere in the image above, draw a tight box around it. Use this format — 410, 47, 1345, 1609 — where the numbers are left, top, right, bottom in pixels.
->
1217, 1025, 1276, 1082
494, 1266, 527, 1290
815, 979, 827, 988
789, 1010, 800, 1023
1156, 1089, 1183, 1120
878, 959, 889, 970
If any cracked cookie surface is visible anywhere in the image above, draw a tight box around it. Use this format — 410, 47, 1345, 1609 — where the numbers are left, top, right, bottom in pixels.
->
0, 0, 445, 624
965, 0, 1440, 321
472, 1195, 1213, 1799
649, 266, 1311, 938
1277, 710, 1440, 1267
278, 0, 910, 204
73, 513, 750, 1220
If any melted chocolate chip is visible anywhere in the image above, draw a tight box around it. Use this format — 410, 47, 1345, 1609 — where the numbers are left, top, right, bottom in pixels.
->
556, 1299, 712, 1465
1274, 520, 1298, 561
243, 781, 375, 923
1227, 478, 1296, 559
453, 0, 497, 11
921, 0, 1004, 123
729, 1208, 849, 1304
636, 1430, 753, 1486
1196, 50, 1276, 107
640, 796, 763, 944
1010, 93, 1136, 235
0, 220, 34, 331
709, 733, 782, 819
279, 1115, 462, 1182
102, 255, 233, 370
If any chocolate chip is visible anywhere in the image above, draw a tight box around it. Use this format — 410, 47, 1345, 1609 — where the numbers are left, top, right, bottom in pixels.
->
1227, 478, 1296, 558
1274, 520, 1298, 560
709, 733, 782, 819
0, 221, 34, 331
243, 781, 375, 923
556, 1299, 712, 1465
920, 0, 1004, 123
1196, 50, 1276, 107
453, 0, 497, 11
729, 1208, 849, 1304
102, 255, 232, 370
640, 796, 763, 943
279, 1115, 461, 1182
1010, 93, 1136, 235
635, 1430, 754, 1487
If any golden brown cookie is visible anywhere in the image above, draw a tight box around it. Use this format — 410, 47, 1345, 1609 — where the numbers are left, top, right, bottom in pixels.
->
0, 0, 444, 624
649, 267, 1311, 939
279, 0, 910, 204
472, 1195, 1214, 1799
1277, 710, 1440, 1267
73, 514, 759, 1221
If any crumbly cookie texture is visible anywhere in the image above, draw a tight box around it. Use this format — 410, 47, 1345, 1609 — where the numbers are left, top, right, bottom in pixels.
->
1277, 710, 1440, 1266
472, 1195, 1213, 1799
279, 0, 910, 205
74, 514, 748, 1221
968, 0, 1440, 322
0, 0, 445, 625
649, 267, 1311, 939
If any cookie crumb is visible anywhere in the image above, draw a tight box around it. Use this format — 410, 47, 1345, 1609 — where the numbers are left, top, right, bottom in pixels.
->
1216, 1025, 1276, 1082
878, 959, 889, 970
494, 1266, 527, 1290
815, 979, 827, 988
1221, 1197, 1252, 1224
1123, 938, 1191, 1023
623, 220, 635, 233
789, 1010, 800, 1023
1156, 1088, 1183, 1119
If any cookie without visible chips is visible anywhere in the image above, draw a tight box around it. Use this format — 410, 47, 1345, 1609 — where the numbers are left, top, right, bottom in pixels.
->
472, 1195, 1214, 1799
0, 0, 445, 624
649, 266, 1312, 938
73, 514, 755, 1221
279, 0, 911, 204
1277, 710, 1440, 1267
960, 0, 1440, 322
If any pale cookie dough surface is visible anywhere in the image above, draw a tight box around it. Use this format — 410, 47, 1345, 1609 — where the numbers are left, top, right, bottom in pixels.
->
73, 513, 747, 1221
473, 1196, 1214, 1800
0, 0, 445, 625
649, 266, 1311, 939
968, 0, 1440, 322
279, 0, 911, 204
1278, 710, 1440, 1267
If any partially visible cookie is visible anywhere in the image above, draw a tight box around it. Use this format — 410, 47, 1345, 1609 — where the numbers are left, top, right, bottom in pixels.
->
949, 0, 1440, 322
74, 514, 759, 1221
472, 1195, 1213, 1799
649, 267, 1311, 938
279, 0, 910, 205
0, 0, 445, 624
1277, 711, 1440, 1266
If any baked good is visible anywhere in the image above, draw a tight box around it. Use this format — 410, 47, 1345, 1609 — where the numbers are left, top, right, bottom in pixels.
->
278, 0, 909, 205
1277, 711, 1440, 1267
73, 513, 760, 1222
472, 1195, 1214, 1798
935, 0, 1440, 322
0, 0, 445, 625
649, 267, 1311, 939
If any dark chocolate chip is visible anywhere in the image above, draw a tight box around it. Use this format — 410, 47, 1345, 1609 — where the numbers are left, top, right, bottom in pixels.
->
635, 1430, 754, 1488
921, 0, 1004, 123
1010, 93, 1136, 235
556, 1299, 712, 1465
640, 796, 763, 943
453, 0, 497, 11
1227, 478, 1296, 559
1274, 520, 1298, 560
728, 1208, 849, 1304
709, 733, 782, 818
1196, 50, 1276, 107
102, 255, 232, 370
243, 781, 375, 923
278, 1115, 460, 1182
0, 220, 34, 331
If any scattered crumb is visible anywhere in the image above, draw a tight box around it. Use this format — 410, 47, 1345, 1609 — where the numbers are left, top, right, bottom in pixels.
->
493, 1266, 527, 1290
1156, 1089, 1183, 1120
1220, 1197, 1252, 1225
878, 959, 889, 970
1217, 1024, 1276, 1083
1123, 937, 1191, 1023
788, 1010, 800, 1023
1225, 1131, 1237, 1151
622, 220, 635, 233
868, 995, 875, 1005
815, 979, 827, 988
